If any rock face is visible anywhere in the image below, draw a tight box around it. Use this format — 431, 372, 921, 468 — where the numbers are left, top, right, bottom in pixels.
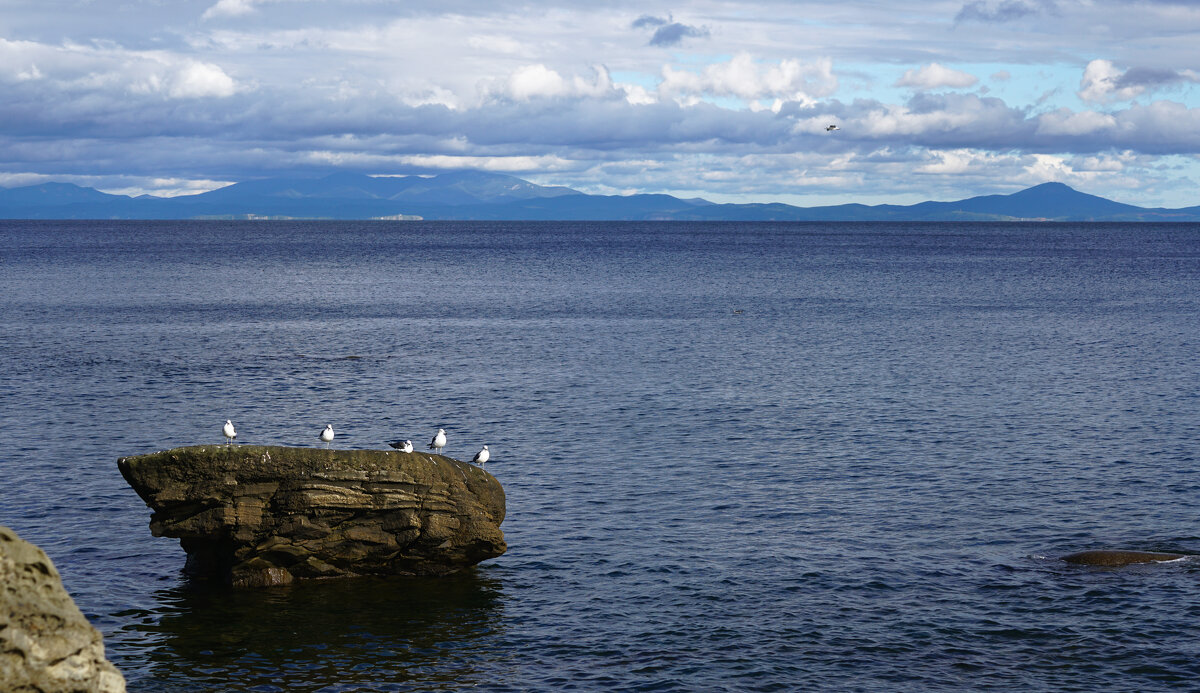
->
0, 525, 127, 692
1062, 550, 1188, 567
117, 445, 506, 588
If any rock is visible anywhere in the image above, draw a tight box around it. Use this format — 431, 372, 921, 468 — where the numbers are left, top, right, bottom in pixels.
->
0, 525, 127, 693
1061, 549, 1188, 566
117, 445, 506, 587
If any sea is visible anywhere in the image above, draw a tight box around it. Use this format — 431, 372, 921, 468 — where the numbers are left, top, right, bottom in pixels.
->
1, 219, 1199, 692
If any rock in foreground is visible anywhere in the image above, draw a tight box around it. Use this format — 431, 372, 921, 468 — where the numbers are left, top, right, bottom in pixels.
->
118, 445, 506, 587
1, 525, 127, 692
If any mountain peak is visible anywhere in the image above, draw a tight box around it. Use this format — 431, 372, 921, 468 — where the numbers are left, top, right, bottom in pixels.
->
1024, 181, 1074, 192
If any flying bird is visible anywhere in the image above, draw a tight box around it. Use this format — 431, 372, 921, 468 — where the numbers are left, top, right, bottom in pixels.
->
222, 420, 237, 445
318, 424, 334, 448
472, 445, 490, 467
428, 428, 447, 454
389, 439, 414, 453
825, 124, 840, 132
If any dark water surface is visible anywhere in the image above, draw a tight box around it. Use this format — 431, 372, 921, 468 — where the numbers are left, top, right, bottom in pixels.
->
2, 220, 1199, 691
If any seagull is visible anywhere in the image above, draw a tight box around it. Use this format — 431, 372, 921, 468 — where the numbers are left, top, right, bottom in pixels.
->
825, 124, 840, 131
318, 424, 334, 448
428, 428, 447, 455
472, 445, 490, 467
222, 420, 237, 445
389, 439, 414, 453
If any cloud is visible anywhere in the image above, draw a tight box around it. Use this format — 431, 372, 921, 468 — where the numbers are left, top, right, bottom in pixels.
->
658, 54, 838, 105
650, 23, 710, 47
500, 64, 614, 101
1035, 108, 1118, 136
203, 0, 258, 20
1114, 66, 1200, 90
167, 62, 238, 98
631, 15, 668, 29
1074, 59, 1199, 103
895, 63, 979, 90
631, 14, 709, 47
507, 64, 567, 100
0, 38, 238, 101
955, 0, 1055, 23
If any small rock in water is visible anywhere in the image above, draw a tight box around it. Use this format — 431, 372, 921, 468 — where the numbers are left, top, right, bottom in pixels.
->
1061, 549, 1187, 566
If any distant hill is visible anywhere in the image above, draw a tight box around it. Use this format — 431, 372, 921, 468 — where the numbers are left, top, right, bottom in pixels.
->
1, 172, 1198, 221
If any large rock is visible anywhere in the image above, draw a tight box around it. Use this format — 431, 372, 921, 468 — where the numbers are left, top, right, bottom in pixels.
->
0, 525, 127, 692
117, 445, 506, 588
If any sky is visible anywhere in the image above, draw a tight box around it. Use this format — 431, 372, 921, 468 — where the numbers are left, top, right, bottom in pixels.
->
1, 0, 1199, 207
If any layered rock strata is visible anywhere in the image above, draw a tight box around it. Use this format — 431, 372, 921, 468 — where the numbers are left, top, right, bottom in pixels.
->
118, 445, 506, 588
0, 525, 127, 692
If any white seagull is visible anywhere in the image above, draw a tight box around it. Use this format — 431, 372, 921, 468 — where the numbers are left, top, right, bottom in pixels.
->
318, 424, 334, 448
389, 439, 414, 453
472, 445, 490, 467
222, 420, 237, 445
428, 428, 447, 454
825, 124, 840, 131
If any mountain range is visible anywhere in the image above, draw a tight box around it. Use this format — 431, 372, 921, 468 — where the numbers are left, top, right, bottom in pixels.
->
2, 171, 1198, 222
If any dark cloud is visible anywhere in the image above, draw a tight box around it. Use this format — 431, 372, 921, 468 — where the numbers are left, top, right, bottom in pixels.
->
955, 0, 1054, 23
631, 13, 708, 46
649, 23, 709, 46
631, 14, 669, 29
1114, 66, 1199, 89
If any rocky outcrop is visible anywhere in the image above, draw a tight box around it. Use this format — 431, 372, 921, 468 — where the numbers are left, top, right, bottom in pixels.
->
1, 525, 127, 692
1062, 550, 1188, 566
117, 445, 506, 588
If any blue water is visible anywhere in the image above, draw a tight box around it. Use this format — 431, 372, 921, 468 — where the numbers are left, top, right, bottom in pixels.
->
2, 220, 1199, 691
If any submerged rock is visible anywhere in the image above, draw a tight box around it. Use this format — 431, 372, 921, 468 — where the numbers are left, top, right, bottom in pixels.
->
117, 445, 506, 587
1061, 549, 1187, 567
0, 525, 127, 692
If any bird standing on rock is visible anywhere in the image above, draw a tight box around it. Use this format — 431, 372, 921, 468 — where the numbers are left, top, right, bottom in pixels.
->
472, 445, 490, 468
318, 424, 334, 448
223, 420, 237, 445
389, 439, 414, 453
428, 428, 446, 454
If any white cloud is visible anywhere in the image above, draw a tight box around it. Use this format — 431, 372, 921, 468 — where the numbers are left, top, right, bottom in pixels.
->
917, 149, 992, 174
0, 38, 238, 100
395, 154, 575, 172
895, 63, 979, 90
499, 64, 616, 101
169, 62, 238, 98
1077, 59, 1200, 104
466, 34, 532, 57
1077, 59, 1143, 103
506, 64, 566, 99
203, 0, 258, 20
1035, 108, 1117, 135
658, 54, 837, 106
